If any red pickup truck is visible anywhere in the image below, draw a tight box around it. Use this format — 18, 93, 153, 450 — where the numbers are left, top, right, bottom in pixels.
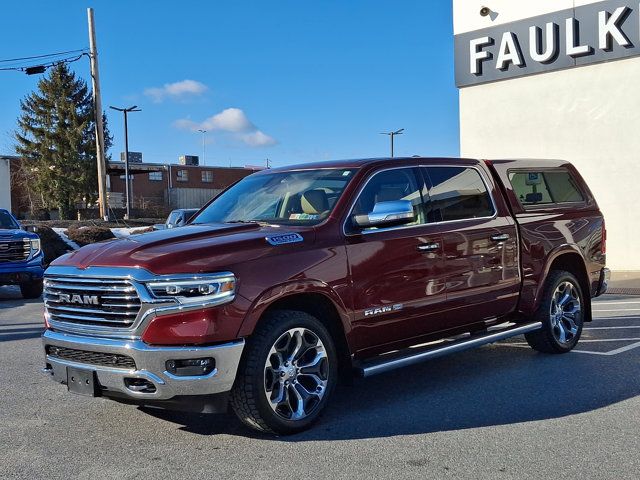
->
42, 157, 609, 434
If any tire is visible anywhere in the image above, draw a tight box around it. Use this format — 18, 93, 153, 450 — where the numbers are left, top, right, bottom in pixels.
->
230, 310, 338, 435
20, 279, 43, 299
525, 270, 585, 354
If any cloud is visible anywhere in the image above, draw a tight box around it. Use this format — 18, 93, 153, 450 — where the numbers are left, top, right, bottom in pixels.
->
174, 108, 277, 147
241, 130, 277, 147
144, 80, 208, 103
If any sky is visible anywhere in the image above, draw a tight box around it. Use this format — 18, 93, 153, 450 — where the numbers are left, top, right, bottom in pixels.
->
0, 1, 459, 169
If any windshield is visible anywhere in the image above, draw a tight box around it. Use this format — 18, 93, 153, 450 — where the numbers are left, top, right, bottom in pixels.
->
0, 210, 19, 229
192, 168, 355, 226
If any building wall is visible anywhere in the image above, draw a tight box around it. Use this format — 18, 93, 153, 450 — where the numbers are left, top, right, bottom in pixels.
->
0, 158, 10, 211
454, 0, 640, 271
108, 165, 257, 210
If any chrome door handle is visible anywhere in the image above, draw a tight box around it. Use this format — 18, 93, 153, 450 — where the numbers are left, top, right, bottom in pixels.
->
417, 242, 440, 252
490, 234, 510, 242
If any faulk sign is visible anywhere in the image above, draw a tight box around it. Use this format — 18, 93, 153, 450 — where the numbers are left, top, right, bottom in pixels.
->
455, 0, 640, 87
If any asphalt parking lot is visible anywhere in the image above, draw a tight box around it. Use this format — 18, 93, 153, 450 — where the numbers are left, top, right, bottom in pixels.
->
1, 286, 639, 480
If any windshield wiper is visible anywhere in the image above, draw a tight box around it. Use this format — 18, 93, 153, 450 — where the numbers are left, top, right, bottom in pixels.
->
224, 220, 269, 225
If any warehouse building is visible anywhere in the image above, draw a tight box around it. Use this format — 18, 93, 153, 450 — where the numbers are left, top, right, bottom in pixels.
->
453, 0, 640, 270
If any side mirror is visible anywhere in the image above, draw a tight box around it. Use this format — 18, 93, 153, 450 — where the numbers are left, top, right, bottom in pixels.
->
352, 200, 414, 229
24, 225, 38, 233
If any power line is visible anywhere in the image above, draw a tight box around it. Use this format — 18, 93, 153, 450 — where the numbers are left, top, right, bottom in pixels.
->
0, 48, 88, 64
0, 52, 88, 73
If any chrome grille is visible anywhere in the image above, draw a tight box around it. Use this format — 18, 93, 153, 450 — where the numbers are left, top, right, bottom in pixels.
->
0, 238, 30, 263
45, 345, 136, 369
44, 276, 141, 328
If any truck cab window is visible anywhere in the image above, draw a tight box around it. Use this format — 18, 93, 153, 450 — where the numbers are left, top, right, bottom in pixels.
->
424, 167, 495, 222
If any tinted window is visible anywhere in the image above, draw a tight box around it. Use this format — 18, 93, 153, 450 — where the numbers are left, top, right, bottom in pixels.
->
0, 210, 19, 229
351, 168, 424, 230
424, 167, 495, 222
508, 170, 584, 207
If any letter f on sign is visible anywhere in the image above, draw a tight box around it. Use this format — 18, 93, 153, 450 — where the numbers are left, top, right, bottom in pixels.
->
470, 36, 493, 75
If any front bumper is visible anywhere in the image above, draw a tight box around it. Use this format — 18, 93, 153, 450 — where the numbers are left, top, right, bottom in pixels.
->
0, 255, 44, 285
42, 329, 244, 401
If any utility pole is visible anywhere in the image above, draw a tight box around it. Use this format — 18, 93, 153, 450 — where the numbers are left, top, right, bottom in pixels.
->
109, 105, 141, 220
197, 129, 207, 166
380, 128, 405, 158
87, 8, 109, 220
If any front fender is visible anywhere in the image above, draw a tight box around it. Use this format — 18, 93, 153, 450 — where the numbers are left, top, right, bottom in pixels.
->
235, 279, 352, 338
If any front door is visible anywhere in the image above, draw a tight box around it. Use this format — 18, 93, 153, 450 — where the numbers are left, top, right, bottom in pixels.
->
345, 167, 448, 353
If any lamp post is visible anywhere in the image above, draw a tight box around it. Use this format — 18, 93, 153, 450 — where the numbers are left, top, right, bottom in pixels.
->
109, 105, 141, 219
197, 129, 207, 166
380, 128, 405, 158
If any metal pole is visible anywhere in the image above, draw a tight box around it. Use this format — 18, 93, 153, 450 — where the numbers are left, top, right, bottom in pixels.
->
87, 8, 108, 220
202, 132, 206, 166
123, 110, 131, 219
390, 133, 394, 158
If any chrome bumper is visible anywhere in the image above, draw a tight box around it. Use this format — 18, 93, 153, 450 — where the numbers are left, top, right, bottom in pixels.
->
42, 329, 244, 401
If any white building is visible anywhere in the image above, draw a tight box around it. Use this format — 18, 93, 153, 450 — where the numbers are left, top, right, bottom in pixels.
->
0, 157, 10, 211
453, 0, 640, 271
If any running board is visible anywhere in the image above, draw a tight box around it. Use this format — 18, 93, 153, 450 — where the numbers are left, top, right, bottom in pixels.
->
355, 322, 542, 378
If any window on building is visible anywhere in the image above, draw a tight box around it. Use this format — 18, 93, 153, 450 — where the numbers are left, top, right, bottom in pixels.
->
177, 170, 189, 182
149, 171, 163, 181
423, 167, 495, 222
201, 171, 213, 183
508, 170, 584, 207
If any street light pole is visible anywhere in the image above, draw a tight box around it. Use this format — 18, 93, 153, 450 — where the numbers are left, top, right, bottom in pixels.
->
197, 129, 207, 166
109, 105, 141, 219
380, 128, 405, 158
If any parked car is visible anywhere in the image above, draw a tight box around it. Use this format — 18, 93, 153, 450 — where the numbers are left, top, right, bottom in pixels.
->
0, 209, 44, 298
41, 157, 608, 434
165, 208, 199, 229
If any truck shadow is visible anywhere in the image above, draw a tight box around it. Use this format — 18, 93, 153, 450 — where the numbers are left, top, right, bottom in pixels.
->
142, 341, 640, 440
0, 286, 43, 309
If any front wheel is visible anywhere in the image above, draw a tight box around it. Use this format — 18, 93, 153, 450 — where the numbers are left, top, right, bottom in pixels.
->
20, 279, 43, 299
525, 270, 585, 353
230, 310, 337, 435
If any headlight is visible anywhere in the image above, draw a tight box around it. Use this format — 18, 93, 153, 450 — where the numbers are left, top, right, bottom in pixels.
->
30, 238, 41, 256
145, 273, 236, 306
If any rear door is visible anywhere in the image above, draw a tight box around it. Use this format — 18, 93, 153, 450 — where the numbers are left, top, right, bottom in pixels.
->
422, 165, 520, 328
345, 166, 449, 352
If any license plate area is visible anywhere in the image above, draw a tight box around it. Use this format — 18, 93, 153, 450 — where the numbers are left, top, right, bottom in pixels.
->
67, 366, 99, 397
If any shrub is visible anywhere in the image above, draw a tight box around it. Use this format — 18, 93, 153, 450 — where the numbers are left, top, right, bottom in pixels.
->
65, 226, 115, 247
30, 226, 72, 265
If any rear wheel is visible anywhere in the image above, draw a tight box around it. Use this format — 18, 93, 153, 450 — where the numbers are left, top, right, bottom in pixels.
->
230, 310, 337, 435
525, 270, 584, 353
20, 279, 43, 299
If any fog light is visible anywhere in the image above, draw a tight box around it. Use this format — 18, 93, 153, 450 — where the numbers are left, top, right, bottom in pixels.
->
165, 358, 215, 376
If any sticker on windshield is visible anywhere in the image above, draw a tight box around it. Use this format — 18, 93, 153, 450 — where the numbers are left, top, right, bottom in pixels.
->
289, 213, 319, 220
265, 233, 304, 246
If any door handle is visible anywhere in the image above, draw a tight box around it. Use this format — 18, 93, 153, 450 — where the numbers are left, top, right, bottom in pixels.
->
417, 242, 440, 252
490, 234, 510, 242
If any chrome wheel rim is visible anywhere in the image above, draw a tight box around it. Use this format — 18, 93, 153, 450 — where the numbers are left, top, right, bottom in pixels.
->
263, 327, 329, 421
549, 281, 582, 344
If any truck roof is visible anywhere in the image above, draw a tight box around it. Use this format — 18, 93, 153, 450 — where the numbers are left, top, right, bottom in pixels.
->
266, 157, 484, 172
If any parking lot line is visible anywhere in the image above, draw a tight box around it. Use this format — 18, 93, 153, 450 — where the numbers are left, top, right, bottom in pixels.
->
593, 301, 640, 305
584, 326, 640, 330
592, 308, 640, 312
573, 341, 640, 356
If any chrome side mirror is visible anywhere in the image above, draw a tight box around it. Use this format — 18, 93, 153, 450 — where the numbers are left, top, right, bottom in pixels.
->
352, 200, 414, 229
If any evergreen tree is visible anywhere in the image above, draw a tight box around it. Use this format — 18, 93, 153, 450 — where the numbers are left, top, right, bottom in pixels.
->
14, 63, 112, 219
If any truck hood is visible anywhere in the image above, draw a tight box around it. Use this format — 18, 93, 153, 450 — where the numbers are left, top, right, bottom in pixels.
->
51, 223, 314, 275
